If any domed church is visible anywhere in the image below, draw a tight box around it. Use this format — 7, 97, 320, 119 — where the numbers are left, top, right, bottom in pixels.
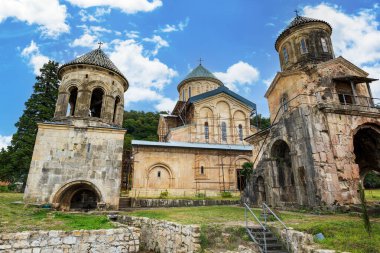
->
244, 14, 380, 208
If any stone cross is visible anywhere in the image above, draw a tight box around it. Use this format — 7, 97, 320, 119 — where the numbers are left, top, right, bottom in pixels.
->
98, 42, 104, 49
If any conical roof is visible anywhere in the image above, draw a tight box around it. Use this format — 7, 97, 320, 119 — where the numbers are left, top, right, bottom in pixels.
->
178, 64, 223, 90
58, 48, 127, 82
275, 15, 332, 50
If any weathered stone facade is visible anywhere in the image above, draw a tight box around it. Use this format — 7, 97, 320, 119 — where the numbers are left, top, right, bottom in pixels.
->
0, 228, 140, 253
24, 48, 128, 210
244, 16, 380, 208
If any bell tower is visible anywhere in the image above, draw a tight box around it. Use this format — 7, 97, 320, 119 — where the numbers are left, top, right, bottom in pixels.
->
275, 14, 334, 71
24, 47, 128, 210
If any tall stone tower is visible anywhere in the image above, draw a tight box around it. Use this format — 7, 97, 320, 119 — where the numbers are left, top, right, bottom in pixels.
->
245, 15, 379, 209
24, 47, 128, 210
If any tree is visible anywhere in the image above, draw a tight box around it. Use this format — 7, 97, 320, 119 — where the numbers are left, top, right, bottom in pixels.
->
251, 114, 270, 130
0, 61, 59, 182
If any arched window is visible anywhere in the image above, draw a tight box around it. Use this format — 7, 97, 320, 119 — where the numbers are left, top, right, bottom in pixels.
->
300, 39, 308, 54
238, 124, 243, 141
221, 122, 227, 141
66, 87, 78, 116
200, 166, 204, 175
90, 88, 104, 118
157, 171, 161, 178
321, 38, 328, 52
183, 90, 186, 101
113, 96, 120, 123
204, 122, 209, 140
189, 86, 192, 98
282, 47, 289, 63
281, 95, 288, 112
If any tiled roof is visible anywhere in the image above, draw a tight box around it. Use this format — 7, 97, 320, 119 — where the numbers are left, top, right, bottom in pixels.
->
275, 15, 332, 50
132, 140, 252, 151
188, 86, 256, 110
58, 48, 127, 82
178, 64, 223, 90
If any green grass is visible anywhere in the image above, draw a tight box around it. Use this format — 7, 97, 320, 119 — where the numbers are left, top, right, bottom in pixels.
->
0, 193, 114, 233
126, 206, 380, 253
366, 189, 380, 202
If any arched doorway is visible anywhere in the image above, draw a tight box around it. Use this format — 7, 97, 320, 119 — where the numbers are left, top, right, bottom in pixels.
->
147, 164, 173, 189
354, 124, 380, 183
53, 181, 102, 211
271, 140, 296, 203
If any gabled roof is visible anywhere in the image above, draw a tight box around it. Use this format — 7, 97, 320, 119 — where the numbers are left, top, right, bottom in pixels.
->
177, 64, 223, 91
58, 48, 128, 84
275, 15, 332, 51
188, 86, 256, 110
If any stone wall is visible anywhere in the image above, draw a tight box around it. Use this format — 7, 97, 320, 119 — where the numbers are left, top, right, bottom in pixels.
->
118, 215, 201, 253
129, 198, 240, 208
0, 228, 139, 253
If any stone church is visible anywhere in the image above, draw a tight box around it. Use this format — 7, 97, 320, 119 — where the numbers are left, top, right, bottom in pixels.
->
129, 64, 257, 197
244, 15, 380, 209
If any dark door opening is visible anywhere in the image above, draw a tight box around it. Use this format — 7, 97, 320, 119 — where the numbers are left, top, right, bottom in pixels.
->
70, 189, 98, 210
236, 169, 246, 191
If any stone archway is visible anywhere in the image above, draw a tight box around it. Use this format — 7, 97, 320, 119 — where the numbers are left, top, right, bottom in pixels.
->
271, 140, 296, 203
353, 124, 380, 183
52, 181, 103, 211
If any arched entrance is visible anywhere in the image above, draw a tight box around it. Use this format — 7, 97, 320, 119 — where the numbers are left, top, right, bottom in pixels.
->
354, 124, 380, 183
271, 140, 296, 203
53, 181, 102, 211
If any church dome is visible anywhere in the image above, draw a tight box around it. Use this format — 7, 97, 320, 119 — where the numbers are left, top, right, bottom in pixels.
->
58, 48, 128, 86
177, 64, 223, 101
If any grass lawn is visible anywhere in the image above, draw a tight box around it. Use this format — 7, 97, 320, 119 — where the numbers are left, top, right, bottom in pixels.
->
366, 189, 380, 202
126, 206, 380, 253
0, 193, 114, 233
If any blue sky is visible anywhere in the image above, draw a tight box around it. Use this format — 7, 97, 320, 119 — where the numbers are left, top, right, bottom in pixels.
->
1, 0, 380, 148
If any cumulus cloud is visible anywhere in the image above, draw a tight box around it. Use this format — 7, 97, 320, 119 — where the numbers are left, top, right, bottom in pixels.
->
159, 18, 189, 33
214, 61, 260, 91
143, 35, 169, 56
303, 3, 380, 97
0, 135, 11, 150
70, 25, 112, 48
21, 41, 50, 75
0, 0, 69, 37
79, 7, 111, 22
108, 38, 177, 111
66, 0, 162, 14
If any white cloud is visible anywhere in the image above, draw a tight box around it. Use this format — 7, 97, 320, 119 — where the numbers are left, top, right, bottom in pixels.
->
0, 135, 11, 150
79, 7, 111, 22
214, 61, 260, 91
70, 25, 112, 48
303, 3, 380, 98
0, 0, 69, 37
159, 18, 189, 33
66, 0, 162, 14
107, 38, 177, 111
143, 35, 169, 56
21, 41, 50, 75
71, 33, 98, 48
126, 31, 140, 39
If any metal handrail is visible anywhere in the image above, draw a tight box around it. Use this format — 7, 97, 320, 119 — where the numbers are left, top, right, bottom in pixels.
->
262, 203, 290, 252
244, 203, 267, 253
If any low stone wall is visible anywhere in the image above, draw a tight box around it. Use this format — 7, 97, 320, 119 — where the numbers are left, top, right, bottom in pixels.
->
130, 198, 240, 208
0, 228, 140, 253
118, 215, 201, 253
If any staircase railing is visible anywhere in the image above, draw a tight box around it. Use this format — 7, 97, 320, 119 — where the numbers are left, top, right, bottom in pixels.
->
262, 203, 290, 252
244, 203, 267, 253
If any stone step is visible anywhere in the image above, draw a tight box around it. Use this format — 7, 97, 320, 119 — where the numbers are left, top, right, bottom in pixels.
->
119, 197, 132, 209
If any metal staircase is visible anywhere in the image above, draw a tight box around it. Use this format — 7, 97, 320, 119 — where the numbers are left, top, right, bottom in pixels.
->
244, 203, 290, 253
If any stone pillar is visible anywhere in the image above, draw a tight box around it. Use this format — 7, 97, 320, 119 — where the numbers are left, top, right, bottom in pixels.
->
76, 89, 91, 117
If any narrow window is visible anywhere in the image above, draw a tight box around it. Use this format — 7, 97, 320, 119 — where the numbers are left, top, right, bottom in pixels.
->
321, 38, 328, 52
221, 122, 227, 141
283, 47, 289, 63
183, 90, 186, 101
300, 39, 308, 54
90, 88, 104, 118
158, 171, 161, 178
200, 166, 204, 175
238, 124, 243, 141
189, 86, 192, 98
113, 96, 120, 123
281, 96, 288, 112
204, 122, 209, 140
66, 87, 78, 116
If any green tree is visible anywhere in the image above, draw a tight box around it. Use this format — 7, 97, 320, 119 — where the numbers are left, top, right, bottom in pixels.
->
122, 110, 160, 149
0, 61, 59, 182
251, 114, 270, 130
